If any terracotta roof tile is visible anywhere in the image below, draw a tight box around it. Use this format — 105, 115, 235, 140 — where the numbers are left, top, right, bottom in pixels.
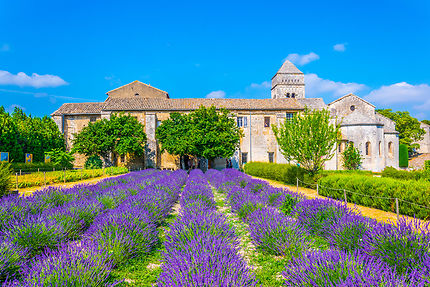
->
51, 102, 104, 116
102, 97, 303, 111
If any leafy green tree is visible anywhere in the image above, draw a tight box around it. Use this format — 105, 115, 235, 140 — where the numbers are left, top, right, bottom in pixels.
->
0, 162, 13, 197
156, 106, 242, 169
377, 109, 425, 154
85, 155, 103, 169
273, 108, 340, 175
341, 142, 362, 170
421, 120, 430, 126
0, 106, 64, 163
72, 113, 147, 166
45, 148, 75, 169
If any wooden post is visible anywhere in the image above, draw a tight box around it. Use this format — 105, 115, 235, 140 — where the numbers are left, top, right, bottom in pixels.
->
395, 198, 399, 222
44, 172, 46, 186
37, 168, 39, 173
63, 169, 66, 183
19, 169, 21, 176
343, 189, 347, 205
296, 178, 299, 193
15, 173, 18, 190
316, 183, 319, 196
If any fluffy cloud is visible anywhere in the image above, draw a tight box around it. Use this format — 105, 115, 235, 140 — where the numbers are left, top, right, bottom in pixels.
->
304, 73, 367, 98
0, 44, 10, 52
364, 82, 430, 105
0, 70, 68, 88
333, 43, 347, 52
205, 90, 226, 99
285, 52, 319, 66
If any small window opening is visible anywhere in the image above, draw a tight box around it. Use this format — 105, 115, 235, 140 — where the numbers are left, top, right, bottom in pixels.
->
264, 117, 270, 127
241, 152, 248, 165
350, 105, 356, 111
365, 142, 371, 156
268, 152, 274, 163
135, 93, 139, 96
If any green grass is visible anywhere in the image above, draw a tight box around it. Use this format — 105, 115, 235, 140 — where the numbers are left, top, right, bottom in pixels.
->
107, 213, 177, 286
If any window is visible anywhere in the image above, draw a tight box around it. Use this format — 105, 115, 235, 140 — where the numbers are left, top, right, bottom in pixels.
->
350, 105, 356, 111
268, 152, 274, 163
156, 120, 162, 128
286, 113, 294, 122
120, 154, 125, 163
135, 93, 139, 96
264, 117, 270, 127
241, 152, 248, 165
339, 142, 345, 153
291, 93, 296, 98
237, 116, 248, 128
90, 116, 97, 122
286, 93, 290, 98
365, 142, 371, 156
388, 142, 394, 158
379, 141, 382, 156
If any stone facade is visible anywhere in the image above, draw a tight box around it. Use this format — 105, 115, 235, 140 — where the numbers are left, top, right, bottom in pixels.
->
417, 122, 430, 154
52, 61, 399, 171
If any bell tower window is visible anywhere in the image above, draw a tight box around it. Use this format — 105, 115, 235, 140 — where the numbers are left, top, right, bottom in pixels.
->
291, 93, 296, 98
286, 93, 290, 98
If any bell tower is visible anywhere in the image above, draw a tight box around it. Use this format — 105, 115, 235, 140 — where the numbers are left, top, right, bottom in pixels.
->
271, 60, 305, 99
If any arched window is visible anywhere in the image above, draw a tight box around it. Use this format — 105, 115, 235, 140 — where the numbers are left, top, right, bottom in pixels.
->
286, 93, 290, 98
388, 142, 394, 158
378, 141, 382, 156
135, 93, 139, 97
291, 93, 296, 98
365, 142, 371, 156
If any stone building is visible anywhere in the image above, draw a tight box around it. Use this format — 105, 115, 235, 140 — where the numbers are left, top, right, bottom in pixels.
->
51, 61, 399, 171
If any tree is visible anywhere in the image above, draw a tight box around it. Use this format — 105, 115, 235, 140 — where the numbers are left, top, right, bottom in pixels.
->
342, 142, 362, 170
377, 109, 425, 154
421, 120, 430, 126
72, 113, 147, 166
273, 108, 340, 175
156, 106, 242, 169
45, 148, 75, 169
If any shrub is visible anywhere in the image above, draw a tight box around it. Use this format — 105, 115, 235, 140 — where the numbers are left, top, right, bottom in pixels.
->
341, 142, 362, 170
22, 242, 118, 286
283, 250, 404, 286
399, 144, 409, 168
244, 162, 307, 185
318, 174, 430, 219
85, 155, 103, 169
0, 240, 27, 281
248, 207, 310, 257
0, 162, 12, 197
11, 162, 56, 173
425, 160, 430, 171
360, 217, 430, 276
45, 148, 75, 170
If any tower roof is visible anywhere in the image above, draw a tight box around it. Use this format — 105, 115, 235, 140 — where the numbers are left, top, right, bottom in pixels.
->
276, 60, 303, 74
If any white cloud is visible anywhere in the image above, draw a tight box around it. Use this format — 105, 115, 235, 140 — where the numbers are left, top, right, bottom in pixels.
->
285, 52, 319, 66
250, 81, 271, 89
206, 90, 226, 99
364, 82, 430, 108
304, 73, 367, 98
333, 43, 347, 52
0, 44, 10, 52
0, 70, 68, 88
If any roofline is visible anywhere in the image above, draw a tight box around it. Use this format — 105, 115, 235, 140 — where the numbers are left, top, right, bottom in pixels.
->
103, 107, 304, 112
106, 80, 168, 95
328, 93, 376, 108
340, 123, 384, 127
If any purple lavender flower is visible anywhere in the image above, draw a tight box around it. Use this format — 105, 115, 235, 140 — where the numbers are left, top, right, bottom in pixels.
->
248, 207, 310, 257
283, 250, 406, 287
0, 239, 27, 282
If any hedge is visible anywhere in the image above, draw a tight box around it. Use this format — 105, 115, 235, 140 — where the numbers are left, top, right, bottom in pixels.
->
399, 144, 409, 168
0, 162, 13, 197
381, 166, 429, 181
10, 162, 67, 173
243, 162, 372, 186
318, 174, 430, 220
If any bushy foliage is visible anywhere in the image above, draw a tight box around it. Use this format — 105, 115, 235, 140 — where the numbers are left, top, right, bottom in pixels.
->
45, 148, 75, 169
273, 108, 340, 174
341, 142, 362, 170
72, 113, 147, 166
156, 106, 242, 167
426, 160, 430, 171
0, 162, 13, 197
399, 143, 409, 167
382, 166, 429, 181
0, 106, 65, 163
243, 162, 308, 185
318, 174, 430, 219
84, 155, 103, 169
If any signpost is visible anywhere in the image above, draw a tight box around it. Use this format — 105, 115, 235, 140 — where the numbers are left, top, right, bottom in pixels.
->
0, 152, 9, 162
25, 153, 33, 164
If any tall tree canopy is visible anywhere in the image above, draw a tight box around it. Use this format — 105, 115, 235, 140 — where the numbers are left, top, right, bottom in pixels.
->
72, 113, 147, 166
156, 106, 242, 167
377, 109, 425, 154
273, 108, 340, 175
0, 106, 64, 162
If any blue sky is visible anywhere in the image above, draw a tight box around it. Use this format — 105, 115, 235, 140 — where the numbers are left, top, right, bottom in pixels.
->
1, 0, 429, 118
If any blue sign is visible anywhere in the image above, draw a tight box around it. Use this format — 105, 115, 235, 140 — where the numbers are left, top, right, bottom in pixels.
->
25, 153, 33, 163
0, 152, 9, 162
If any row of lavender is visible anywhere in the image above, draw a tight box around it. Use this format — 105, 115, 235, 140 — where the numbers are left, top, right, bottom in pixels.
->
0, 169, 187, 286
158, 169, 258, 286
206, 169, 430, 286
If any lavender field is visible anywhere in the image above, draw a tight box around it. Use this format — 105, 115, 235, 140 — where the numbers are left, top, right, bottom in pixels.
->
0, 168, 429, 286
